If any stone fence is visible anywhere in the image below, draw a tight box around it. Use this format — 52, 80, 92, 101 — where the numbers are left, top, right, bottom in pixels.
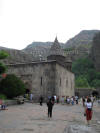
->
75, 88, 93, 97
3, 100, 17, 106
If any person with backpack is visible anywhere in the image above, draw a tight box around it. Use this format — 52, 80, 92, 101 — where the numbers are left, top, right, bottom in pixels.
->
47, 98, 54, 118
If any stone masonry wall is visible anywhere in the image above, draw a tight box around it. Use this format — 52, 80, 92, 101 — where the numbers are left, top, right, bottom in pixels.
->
55, 64, 75, 98
7, 61, 75, 101
7, 61, 56, 100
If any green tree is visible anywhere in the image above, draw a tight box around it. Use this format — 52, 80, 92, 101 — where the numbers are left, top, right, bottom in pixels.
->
0, 51, 8, 59
72, 57, 94, 77
0, 74, 26, 99
75, 76, 90, 88
0, 50, 8, 75
91, 79, 100, 88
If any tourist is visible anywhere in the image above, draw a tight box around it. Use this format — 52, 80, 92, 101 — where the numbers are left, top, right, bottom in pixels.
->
61, 96, 64, 104
82, 96, 86, 107
71, 97, 74, 105
75, 95, 78, 104
47, 98, 54, 118
39, 96, 43, 106
51, 96, 55, 104
57, 96, 59, 103
54, 95, 57, 103
0, 99, 7, 110
67, 97, 70, 104
85, 97, 93, 125
30, 93, 33, 102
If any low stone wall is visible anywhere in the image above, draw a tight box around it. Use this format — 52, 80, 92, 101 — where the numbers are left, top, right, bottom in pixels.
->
75, 88, 92, 97
3, 100, 17, 106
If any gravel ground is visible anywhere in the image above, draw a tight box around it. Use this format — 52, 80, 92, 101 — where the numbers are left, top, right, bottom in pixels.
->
0, 101, 100, 133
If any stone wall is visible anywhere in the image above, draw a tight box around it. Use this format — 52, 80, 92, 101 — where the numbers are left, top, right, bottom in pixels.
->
7, 61, 56, 101
7, 60, 75, 101
56, 64, 75, 98
3, 100, 17, 106
75, 88, 92, 97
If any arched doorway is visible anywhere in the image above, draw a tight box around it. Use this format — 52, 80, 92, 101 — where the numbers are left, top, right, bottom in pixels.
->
24, 82, 31, 94
92, 90, 99, 97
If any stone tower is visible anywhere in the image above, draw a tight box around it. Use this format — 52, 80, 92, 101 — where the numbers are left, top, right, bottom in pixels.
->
47, 37, 72, 71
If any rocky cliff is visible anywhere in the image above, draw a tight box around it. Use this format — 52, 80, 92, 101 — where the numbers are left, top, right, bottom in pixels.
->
64, 30, 100, 49
0, 47, 34, 64
90, 32, 100, 72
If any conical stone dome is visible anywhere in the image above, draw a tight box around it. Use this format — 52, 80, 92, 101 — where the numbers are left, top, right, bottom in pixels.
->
48, 37, 64, 56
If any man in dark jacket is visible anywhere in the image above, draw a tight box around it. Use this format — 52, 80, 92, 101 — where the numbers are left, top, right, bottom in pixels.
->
39, 96, 43, 106
47, 98, 54, 118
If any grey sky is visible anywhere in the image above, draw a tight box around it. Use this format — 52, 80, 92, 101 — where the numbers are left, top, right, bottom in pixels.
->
0, 0, 100, 50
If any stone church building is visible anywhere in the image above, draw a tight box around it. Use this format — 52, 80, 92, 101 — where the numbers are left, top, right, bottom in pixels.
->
7, 37, 75, 101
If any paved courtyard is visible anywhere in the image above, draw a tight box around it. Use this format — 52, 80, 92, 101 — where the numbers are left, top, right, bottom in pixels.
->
0, 102, 100, 133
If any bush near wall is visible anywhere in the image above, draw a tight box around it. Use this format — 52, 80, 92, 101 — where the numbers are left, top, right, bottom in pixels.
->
0, 74, 26, 99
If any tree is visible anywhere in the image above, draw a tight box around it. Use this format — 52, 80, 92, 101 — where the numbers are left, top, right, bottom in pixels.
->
72, 57, 94, 77
75, 76, 90, 88
0, 50, 8, 75
0, 74, 26, 98
91, 79, 100, 88
0, 51, 8, 60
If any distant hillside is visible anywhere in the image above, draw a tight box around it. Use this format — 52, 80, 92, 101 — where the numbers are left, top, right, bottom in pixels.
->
22, 42, 51, 60
0, 47, 34, 64
23, 41, 64, 60
1, 30, 100, 64
24, 42, 52, 49
64, 30, 100, 49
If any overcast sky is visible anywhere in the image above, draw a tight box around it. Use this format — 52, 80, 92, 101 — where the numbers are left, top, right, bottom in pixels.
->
0, 0, 100, 50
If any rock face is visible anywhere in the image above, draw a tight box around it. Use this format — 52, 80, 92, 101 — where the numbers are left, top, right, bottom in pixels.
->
65, 30, 100, 48
22, 41, 64, 60
22, 42, 52, 60
0, 47, 34, 64
64, 30, 100, 61
91, 32, 100, 72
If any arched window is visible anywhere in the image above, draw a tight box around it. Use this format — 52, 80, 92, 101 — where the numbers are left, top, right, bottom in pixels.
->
66, 78, 68, 87
60, 78, 61, 86
41, 77, 42, 86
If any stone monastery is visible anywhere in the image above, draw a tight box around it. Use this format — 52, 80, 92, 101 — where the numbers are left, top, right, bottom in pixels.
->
7, 37, 75, 101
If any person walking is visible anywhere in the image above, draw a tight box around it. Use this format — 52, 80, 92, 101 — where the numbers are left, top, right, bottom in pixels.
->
82, 96, 86, 107
47, 98, 54, 118
85, 97, 93, 125
39, 96, 43, 106
30, 93, 33, 103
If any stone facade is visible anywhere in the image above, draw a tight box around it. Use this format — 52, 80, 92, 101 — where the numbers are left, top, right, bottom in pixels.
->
7, 38, 75, 101
7, 60, 74, 101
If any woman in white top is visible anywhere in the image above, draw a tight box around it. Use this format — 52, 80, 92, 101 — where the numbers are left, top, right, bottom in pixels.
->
85, 97, 92, 125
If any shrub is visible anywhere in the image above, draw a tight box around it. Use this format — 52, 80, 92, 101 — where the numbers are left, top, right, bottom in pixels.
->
0, 74, 26, 99
0, 94, 7, 100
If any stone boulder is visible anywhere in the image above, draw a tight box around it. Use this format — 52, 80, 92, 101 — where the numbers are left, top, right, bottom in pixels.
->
64, 125, 96, 133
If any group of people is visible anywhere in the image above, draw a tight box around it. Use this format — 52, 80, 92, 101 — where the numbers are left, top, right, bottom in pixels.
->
61, 95, 79, 105
38, 95, 95, 124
